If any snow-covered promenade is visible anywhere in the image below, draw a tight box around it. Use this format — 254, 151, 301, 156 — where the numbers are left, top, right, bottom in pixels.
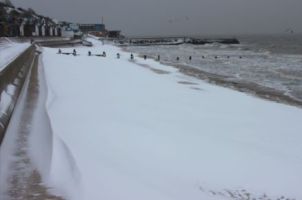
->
2, 38, 302, 200
0, 38, 30, 71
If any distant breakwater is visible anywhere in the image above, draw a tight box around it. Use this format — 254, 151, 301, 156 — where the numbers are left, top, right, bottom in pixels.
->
118, 37, 240, 46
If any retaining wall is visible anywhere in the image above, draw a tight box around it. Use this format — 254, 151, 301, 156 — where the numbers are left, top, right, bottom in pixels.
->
0, 45, 36, 144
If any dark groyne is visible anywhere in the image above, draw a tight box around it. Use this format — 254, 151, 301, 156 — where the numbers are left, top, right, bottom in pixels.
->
118, 37, 240, 46
187, 38, 240, 45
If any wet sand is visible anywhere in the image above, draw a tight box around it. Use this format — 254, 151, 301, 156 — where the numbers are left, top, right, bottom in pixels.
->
133, 60, 171, 75
172, 63, 302, 108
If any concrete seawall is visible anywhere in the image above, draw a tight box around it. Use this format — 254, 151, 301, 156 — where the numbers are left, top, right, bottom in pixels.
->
0, 38, 83, 145
0, 45, 36, 145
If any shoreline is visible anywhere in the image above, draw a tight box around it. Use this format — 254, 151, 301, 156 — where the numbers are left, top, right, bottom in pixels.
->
169, 62, 302, 108
121, 47, 302, 108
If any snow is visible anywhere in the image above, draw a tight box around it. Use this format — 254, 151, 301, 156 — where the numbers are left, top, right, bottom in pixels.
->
0, 39, 30, 72
28, 58, 82, 199
0, 89, 14, 118
36, 38, 302, 200
0, 60, 32, 198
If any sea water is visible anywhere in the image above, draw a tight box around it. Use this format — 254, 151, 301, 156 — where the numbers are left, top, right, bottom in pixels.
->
124, 34, 302, 103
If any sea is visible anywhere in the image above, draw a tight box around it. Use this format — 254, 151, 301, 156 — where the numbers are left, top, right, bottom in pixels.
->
124, 34, 302, 104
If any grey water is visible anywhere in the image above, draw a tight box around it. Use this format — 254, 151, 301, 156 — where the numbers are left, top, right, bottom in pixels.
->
124, 34, 302, 103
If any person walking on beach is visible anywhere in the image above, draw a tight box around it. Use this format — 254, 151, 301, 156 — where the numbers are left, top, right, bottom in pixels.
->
88, 51, 92, 56
117, 53, 120, 59
73, 49, 77, 56
102, 51, 106, 57
157, 55, 160, 61
131, 54, 134, 60
58, 49, 62, 54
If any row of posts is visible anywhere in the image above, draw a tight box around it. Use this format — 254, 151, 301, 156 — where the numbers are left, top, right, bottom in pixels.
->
128, 54, 243, 61
57, 49, 243, 60
119, 54, 243, 61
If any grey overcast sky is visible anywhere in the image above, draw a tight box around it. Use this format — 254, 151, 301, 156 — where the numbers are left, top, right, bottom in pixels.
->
11, 0, 302, 36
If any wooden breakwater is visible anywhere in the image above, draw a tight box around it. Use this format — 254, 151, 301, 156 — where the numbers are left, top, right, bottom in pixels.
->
118, 36, 240, 46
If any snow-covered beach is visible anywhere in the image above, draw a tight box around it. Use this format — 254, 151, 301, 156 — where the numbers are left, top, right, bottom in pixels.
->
1, 38, 302, 200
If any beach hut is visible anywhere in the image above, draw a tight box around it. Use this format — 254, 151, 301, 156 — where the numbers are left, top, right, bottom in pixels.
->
0, 23, 5, 36
41, 25, 45, 36
19, 23, 24, 36
45, 25, 50, 36
54, 26, 58, 36
8, 23, 20, 37
49, 26, 53, 36
33, 24, 39, 36
57, 27, 62, 36
37, 24, 42, 36
52, 26, 55, 36
24, 24, 35, 36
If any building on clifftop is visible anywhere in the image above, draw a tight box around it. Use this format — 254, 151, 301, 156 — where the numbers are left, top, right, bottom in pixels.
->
0, 0, 13, 7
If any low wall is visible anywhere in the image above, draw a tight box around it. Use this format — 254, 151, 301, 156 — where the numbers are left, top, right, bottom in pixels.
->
0, 45, 36, 144
37, 39, 83, 47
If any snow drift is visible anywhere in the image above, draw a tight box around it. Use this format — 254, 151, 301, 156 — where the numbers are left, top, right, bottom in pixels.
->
28, 57, 82, 199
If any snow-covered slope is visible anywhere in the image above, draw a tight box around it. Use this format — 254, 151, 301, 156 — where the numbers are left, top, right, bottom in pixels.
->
39, 39, 302, 200
0, 38, 30, 72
